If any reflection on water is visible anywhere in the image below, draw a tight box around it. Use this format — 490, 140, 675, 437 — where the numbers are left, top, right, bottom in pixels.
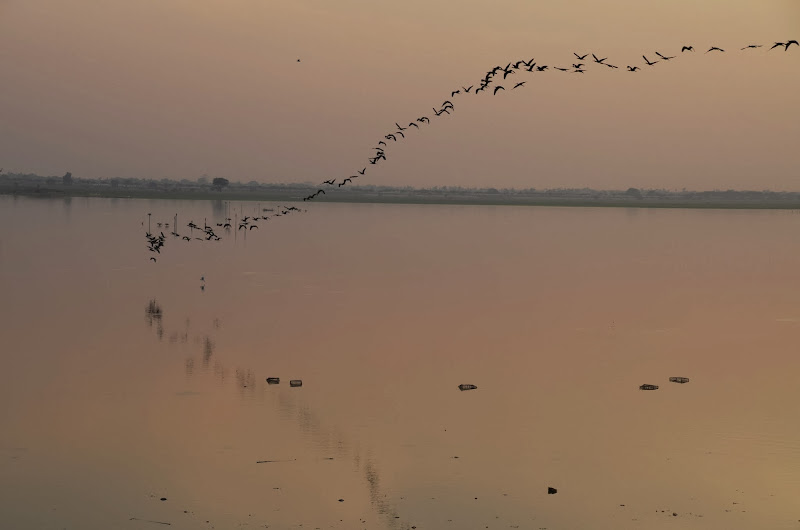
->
2, 196, 800, 529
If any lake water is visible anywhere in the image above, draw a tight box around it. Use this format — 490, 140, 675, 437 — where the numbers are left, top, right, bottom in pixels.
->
1, 195, 799, 529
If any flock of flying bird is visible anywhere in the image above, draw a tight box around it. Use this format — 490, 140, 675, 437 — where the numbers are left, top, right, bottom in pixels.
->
146, 39, 796, 261
144, 206, 304, 261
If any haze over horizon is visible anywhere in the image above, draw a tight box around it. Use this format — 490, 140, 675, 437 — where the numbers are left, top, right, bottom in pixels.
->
0, 1, 798, 190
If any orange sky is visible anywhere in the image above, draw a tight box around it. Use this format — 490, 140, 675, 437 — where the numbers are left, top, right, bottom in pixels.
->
0, 0, 797, 190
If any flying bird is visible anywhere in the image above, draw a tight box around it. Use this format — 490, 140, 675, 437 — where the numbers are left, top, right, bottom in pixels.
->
451, 90, 460, 96
358, 168, 366, 174
462, 85, 474, 93
150, 257, 157, 262
554, 67, 569, 71
643, 55, 659, 66
592, 53, 607, 64
655, 51, 675, 60
512, 81, 526, 89
770, 42, 785, 50
323, 179, 336, 185
408, 122, 419, 128
681, 45, 694, 52
574, 52, 588, 60
386, 134, 397, 141
706, 46, 724, 53
627, 66, 640, 71
395, 122, 407, 131
741, 44, 762, 50
785, 40, 798, 50
493, 85, 505, 95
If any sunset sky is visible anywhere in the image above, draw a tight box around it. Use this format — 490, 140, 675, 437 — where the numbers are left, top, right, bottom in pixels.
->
0, 0, 797, 190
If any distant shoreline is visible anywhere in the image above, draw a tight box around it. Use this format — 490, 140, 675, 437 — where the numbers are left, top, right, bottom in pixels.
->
4, 186, 800, 209
3, 177, 800, 210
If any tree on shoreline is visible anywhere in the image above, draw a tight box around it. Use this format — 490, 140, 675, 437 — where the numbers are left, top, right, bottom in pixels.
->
212, 177, 229, 191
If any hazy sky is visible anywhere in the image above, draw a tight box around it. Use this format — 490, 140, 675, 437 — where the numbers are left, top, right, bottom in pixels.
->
0, 1, 798, 190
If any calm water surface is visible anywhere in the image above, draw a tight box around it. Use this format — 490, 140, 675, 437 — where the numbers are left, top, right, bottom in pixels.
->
1, 196, 799, 529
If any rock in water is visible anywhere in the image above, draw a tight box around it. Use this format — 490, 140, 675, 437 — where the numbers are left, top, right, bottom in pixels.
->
547, 487, 557, 494
266, 377, 280, 384
289, 379, 303, 387
639, 384, 659, 390
669, 376, 690, 384
458, 384, 477, 391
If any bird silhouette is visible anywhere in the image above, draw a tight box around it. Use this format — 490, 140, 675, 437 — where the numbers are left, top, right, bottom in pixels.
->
655, 51, 675, 61
408, 122, 419, 128
627, 66, 640, 71
770, 42, 785, 50
462, 85, 474, 93
681, 45, 694, 52
451, 90, 460, 96
554, 67, 569, 71
249, 225, 258, 230
358, 168, 366, 175
150, 257, 157, 262
323, 179, 336, 185
592, 53, 607, 64
574, 52, 588, 60
643, 55, 659, 66
785, 40, 798, 50
386, 134, 397, 141
493, 85, 505, 95
512, 81, 526, 89
741, 44, 762, 50
706, 46, 724, 53
395, 122, 407, 131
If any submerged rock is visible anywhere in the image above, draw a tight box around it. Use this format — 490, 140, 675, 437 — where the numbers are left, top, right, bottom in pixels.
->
458, 384, 478, 391
639, 384, 659, 390
289, 379, 303, 387
547, 487, 557, 494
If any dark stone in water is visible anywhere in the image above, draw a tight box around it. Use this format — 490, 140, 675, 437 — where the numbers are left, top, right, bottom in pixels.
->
266, 377, 280, 384
290, 380, 303, 387
338, 498, 344, 502
458, 384, 477, 391
160, 497, 167, 501
639, 384, 659, 390
547, 487, 557, 494
669, 376, 690, 384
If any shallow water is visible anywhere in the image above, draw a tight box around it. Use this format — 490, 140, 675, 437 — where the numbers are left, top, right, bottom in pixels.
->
1, 195, 799, 529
